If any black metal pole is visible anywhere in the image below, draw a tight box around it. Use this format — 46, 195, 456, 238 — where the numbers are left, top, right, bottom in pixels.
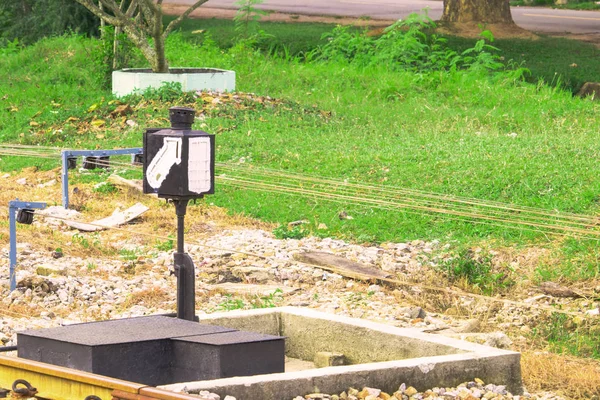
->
173, 199, 196, 321
176, 201, 186, 253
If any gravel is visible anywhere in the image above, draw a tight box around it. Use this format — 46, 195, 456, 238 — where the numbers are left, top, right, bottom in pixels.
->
0, 224, 579, 400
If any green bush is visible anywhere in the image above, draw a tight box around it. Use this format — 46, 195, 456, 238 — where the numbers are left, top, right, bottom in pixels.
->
0, 0, 99, 46
313, 13, 505, 73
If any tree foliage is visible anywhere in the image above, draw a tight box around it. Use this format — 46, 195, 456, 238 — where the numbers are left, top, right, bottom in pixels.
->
0, 0, 99, 45
73, 0, 209, 72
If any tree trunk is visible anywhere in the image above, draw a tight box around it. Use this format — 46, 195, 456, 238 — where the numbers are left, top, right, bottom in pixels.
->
441, 0, 514, 24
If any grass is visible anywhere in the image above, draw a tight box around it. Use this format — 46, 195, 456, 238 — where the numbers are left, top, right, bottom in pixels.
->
445, 35, 600, 94
166, 16, 336, 56
530, 313, 600, 359
1, 21, 599, 248
521, 351, 600, 397
510, 0, 600, 10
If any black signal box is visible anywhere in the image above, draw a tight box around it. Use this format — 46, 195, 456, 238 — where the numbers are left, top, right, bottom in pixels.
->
143, 107, 215, 199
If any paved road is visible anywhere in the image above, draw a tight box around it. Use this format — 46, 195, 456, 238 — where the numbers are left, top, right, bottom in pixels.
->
163, 0, 600, 33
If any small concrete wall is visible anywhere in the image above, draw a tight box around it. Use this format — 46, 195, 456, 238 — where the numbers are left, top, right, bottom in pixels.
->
112, 68, 235, 97
198, 310, 282, 337
280, 311, 463, 363
165, 307, 522, 399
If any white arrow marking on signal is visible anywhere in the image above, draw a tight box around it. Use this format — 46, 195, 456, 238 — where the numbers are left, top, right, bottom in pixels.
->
146, 137, 182, 189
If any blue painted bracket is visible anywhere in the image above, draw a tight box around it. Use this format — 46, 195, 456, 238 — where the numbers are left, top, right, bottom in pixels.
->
9, 199, 47, 291
61, 148, 143, 209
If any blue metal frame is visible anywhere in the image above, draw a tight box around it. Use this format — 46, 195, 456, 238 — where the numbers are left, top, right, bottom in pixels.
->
61, 148, 143, 208
9, 200, 47, 291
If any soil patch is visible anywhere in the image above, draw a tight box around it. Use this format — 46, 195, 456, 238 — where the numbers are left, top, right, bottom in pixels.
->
162, 4, 395, 27
163, 5, 600, 47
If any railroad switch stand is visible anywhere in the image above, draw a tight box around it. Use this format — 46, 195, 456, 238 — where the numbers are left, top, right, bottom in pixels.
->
143, 107, 215, 321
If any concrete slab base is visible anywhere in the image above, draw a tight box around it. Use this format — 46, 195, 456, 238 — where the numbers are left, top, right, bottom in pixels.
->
17, 316, 284, 386
160, 307, 522, 400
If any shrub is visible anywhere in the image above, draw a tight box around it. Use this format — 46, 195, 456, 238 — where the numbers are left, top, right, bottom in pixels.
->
0, 0, 99, 46
314, 13, 505, 73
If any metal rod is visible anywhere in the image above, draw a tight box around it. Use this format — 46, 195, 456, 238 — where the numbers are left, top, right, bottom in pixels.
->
8, 200, 47, 291
61, 148, 143, 209
9, 203, 17, 292
177, 214, 185, 253
61, 151, 69, 209
173, 199, 195, 321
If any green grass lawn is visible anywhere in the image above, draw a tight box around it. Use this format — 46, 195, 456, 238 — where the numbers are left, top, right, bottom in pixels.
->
1, 17, 599, 252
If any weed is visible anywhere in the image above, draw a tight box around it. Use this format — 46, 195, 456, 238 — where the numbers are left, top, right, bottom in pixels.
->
155, 236, 175, 252
233, 0, 269, 40
251, 288, 283, 308
0, 38, 21, 57
438, 249, 513, 295
119, 248, 140, 262
216, 294, 246, 311
123, 81, 195, 103
273, 225, 308, 240
72, 233, 90, 249
536, 238, 600, 282
93, 182, 118, 194
86, 262, 97, 270
314, 13, 504, 73
530, 313, 600, 359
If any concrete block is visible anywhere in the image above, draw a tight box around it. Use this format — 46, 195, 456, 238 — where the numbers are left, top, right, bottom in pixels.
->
314, 352, 345, 368
172, 331, 285, 381
17, 316, 285, 386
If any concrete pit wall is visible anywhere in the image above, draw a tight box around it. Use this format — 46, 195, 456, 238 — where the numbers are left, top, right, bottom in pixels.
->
160, 307, 522, 400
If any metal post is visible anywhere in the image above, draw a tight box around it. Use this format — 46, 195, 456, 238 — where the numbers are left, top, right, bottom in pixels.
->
61, 148, 143, 209
173, 199, 196, 321
8, 200, 47, 291
61, 151, 70, 209
8, 203, 17, 292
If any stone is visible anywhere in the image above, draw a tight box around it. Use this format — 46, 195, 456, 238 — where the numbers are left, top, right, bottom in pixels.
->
231, 266, 273, 283
445, 332, 512, 349
539, 282, 582, 298
314, 352, 345, 368
398, 307, 426, 319
454, 319, 481, 334
198, 390, 220, 400
358, 388, 380, 398
405, 387, 418, 396
576, 82, 600, 100
305, 394, 330, 399
36, 264, 68, 277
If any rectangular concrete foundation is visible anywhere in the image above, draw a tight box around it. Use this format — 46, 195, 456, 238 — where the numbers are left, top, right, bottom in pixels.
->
160, 307, 523, 400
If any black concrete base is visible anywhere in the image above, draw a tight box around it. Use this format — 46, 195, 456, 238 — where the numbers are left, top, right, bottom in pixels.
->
17, 316, 285, 386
